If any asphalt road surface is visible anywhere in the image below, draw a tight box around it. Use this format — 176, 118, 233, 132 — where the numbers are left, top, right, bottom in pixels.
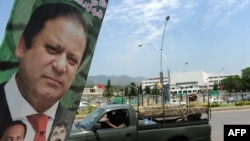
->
210, 109, 250, 141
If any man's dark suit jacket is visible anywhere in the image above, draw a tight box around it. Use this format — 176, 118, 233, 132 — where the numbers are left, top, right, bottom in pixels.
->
0, 82, 12, 136
0, 82, 76, 140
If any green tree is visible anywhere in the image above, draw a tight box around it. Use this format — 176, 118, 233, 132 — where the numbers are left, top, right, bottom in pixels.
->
103, 79, 113, 98
221, 75, 243, 93
241, 67, 250, 91
124, 87, 129, 96
145, 86, 151, 94
213, 82, 219, 90
138, 84, 143, 95
221, 76, 235, 93
234, 76, 243, 92
128, 82, 138, 96
144, 86, 151, 106
152, 83, 160, 104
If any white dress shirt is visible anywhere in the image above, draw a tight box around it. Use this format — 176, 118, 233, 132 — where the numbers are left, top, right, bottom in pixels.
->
5, 73, 59, 141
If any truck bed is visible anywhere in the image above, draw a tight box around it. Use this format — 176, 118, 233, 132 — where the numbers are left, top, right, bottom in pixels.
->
138, 119, 209, 130
135, 106, 211, 141
138, 121, 211, 141
137, 106, 209, 118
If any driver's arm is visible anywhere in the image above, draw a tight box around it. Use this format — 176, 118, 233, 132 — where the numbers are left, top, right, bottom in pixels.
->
105, 118, 118, 128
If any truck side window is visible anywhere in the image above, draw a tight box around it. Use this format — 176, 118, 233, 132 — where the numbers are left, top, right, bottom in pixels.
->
100, 109, 129, 129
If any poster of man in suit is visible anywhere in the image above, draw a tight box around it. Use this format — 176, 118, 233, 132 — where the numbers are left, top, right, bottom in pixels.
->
0, 0, 108, 140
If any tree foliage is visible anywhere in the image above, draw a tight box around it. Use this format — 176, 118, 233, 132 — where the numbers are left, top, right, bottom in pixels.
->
152, 83, 160, 96
145, 86, 151, 94
124, 87, 129, 96
221, 76, 235, 92
221, 67, 249, 92
241, 67, 250, 91
103, 79, 113, 98
138, 84, 143, 95
128, 82, 138, 96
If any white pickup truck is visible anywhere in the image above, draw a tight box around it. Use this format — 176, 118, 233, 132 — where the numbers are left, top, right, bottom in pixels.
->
170, 99, 186, 106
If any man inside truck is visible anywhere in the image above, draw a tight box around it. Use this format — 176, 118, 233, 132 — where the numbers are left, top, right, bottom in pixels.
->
105, 110, 128, 128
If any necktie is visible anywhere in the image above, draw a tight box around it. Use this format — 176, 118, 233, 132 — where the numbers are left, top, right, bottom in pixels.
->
27, 114, 49, 141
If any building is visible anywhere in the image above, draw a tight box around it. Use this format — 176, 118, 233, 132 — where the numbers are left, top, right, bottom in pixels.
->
81, 71, 240, 99
81, 85, 105, 100
141, 71, 240, 95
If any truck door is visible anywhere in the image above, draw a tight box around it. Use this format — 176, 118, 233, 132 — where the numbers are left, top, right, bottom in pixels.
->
86, 109, 137, 141
86, 126, 137, 141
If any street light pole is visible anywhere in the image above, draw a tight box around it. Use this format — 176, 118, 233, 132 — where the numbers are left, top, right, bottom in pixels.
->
138, 16, 170, 104
218, 67, 224, 85
128, 84, 140, 118
138, 43, 169, 67
160, 16, 170, 124
217, 67, 224, 98
160, 16, 170, 104
138, 16, 170, 123
160, 16, 170, 76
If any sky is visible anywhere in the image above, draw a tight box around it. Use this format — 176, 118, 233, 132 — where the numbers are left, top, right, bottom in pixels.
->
1, 0, 250, 78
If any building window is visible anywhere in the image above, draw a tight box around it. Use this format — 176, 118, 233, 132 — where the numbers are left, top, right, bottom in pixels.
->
90, 89, 95, 93
176, 81, 198, 86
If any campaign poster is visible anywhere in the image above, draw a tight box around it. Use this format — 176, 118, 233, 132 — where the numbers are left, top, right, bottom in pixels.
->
0, 0, 108, 140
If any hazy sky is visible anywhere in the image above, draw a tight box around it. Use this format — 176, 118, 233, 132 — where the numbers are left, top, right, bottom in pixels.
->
1, 0, 250, 78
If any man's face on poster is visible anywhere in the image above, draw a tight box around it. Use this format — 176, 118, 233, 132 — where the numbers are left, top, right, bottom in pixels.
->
50, 125, 67, 141
15, 16, 87, 108
0, 124, 26, 141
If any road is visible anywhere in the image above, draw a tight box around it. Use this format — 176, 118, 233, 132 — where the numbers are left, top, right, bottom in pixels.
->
210, 109, 250, 141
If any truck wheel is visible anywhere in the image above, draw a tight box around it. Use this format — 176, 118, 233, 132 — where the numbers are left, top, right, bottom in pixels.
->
169, 137, 188, 141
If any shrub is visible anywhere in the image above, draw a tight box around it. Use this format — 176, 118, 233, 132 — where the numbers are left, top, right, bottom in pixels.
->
88, 105, 96, 113
243, 101, 250, 105
210, 102, 220, 107
235, 101, 244, 106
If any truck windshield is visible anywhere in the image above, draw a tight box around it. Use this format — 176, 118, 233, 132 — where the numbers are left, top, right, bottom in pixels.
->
80, 108, 104, 129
